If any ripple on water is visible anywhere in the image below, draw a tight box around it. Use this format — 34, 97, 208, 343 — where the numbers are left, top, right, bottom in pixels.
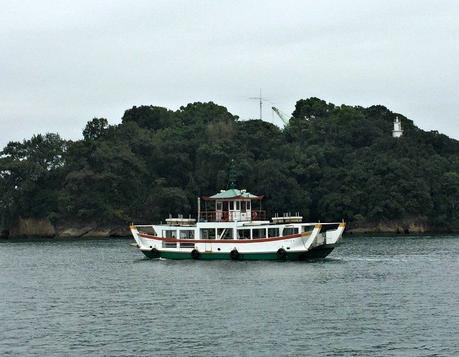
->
0, 236, 458, 356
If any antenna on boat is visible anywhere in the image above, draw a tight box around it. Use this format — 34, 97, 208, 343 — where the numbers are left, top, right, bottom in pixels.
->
228, 159, 237, 189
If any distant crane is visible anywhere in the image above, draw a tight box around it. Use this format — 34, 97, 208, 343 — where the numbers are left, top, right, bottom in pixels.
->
271, 106, 291, 126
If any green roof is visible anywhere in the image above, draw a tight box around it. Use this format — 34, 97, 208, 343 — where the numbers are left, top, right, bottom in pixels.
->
209, 188, 261, 200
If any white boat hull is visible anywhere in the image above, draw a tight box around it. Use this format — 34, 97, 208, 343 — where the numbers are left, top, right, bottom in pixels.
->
130, 223, 345, 261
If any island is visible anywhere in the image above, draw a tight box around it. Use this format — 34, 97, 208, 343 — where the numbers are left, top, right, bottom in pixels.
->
1, 97, 458, 238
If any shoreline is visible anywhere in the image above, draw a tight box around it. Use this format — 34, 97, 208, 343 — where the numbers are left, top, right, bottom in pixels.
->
0, 235, 131, 242
2, 217, 458, 239
2, 232, 459, 241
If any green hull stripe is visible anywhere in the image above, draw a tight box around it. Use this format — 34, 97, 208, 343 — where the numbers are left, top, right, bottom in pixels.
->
142, 247, 334, 261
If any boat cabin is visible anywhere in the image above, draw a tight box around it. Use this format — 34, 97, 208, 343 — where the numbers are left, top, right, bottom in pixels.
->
199, 188, 266, 222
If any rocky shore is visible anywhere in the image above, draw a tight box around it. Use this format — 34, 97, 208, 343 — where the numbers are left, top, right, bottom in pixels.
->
2, 218, 130, 239
345, 219, 432, 235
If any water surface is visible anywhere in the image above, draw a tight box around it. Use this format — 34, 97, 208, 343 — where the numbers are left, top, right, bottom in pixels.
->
1, 235, 458, 356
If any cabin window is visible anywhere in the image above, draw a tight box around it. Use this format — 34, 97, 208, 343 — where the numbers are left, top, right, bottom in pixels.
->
235, 201, 240, 210
164, 230, 177, 238
237, 229, 251, 240
252, 228, 266, 239
200, 228, 216, 240
283, 227, 299, 236
180, 242, 195, 248
218, 228, 233, 240
268, 228, 279, 237
241, 201, 246, 212
247, 200, 251, 210
163, 230, 177, 248
216, 201, 222, 211
179, 230, 194, 248
302, 226, 313, 234
180, 230, 194, 239
179, 229, 194, 248
229, 201, 234, 210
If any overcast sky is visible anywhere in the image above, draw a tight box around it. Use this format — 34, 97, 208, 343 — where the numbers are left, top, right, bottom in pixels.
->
1, 0, 458, 147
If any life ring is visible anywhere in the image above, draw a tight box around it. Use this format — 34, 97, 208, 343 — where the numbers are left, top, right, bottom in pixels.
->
191, 249, 200, 260
151, 248, 160, 258
230, 249, 241, 261
276, 248, 287, 260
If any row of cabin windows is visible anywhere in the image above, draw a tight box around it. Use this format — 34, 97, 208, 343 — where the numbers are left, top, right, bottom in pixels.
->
240, 227, 299, 239
163, 227, 300, 240
216, 201, 251, 212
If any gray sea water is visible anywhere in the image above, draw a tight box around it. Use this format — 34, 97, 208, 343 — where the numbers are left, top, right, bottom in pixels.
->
1, 235, 458, 356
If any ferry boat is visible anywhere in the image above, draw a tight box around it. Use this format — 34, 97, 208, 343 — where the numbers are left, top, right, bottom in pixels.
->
130, 188, 345, 261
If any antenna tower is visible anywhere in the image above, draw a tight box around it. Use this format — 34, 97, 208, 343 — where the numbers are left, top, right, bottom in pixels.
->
249, 89, 269, 120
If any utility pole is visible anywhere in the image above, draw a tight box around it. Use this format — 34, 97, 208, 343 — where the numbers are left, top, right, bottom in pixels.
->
259, 89, 262, 121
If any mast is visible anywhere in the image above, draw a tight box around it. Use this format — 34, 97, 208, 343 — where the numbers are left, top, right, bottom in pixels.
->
228, 159, 237, 189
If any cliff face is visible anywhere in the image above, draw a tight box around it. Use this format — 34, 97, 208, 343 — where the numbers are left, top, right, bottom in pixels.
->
346, 218, 431, 234
9, 217, 56, 237
6, 218, 130, 238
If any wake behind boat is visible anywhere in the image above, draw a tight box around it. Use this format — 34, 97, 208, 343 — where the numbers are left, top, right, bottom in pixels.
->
130, 187, 345, 261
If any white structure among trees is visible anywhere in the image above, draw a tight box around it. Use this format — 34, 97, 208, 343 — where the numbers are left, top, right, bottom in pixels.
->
393, 116, 403, 138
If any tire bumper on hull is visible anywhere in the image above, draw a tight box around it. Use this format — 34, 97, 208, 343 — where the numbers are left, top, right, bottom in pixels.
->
140, 245, 335, 261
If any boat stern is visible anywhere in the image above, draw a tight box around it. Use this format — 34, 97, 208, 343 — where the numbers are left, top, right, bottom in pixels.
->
324, 222, 346, 245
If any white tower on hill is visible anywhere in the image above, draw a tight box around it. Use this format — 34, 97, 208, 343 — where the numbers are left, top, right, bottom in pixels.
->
392, 116, 403, 138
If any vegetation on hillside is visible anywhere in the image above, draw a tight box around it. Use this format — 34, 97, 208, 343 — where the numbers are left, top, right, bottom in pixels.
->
1, 98, 459, 232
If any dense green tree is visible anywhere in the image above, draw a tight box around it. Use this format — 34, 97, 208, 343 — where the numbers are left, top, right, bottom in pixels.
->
83, 118, 109, 141
122, 105, 177, 130
292, 97, 335, 120
0, 134, 67, 222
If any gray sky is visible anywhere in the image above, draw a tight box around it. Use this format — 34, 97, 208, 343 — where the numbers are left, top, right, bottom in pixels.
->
1, 0, 458, 147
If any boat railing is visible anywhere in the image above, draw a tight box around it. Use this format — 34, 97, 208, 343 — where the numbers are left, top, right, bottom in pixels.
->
199, 210, 266, 222
251, 210, 266, 221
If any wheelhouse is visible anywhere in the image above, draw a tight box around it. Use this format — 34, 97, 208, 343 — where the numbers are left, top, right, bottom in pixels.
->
199, 188, 266, 222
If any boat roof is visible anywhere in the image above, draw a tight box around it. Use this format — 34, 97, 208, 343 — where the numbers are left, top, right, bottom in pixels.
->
204, 188, 263, 200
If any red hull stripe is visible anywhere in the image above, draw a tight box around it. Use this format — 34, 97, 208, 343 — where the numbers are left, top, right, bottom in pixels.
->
137, 232, 307, 243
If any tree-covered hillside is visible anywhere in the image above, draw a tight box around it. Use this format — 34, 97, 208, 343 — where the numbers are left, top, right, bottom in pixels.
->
1, 97, 459, 234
